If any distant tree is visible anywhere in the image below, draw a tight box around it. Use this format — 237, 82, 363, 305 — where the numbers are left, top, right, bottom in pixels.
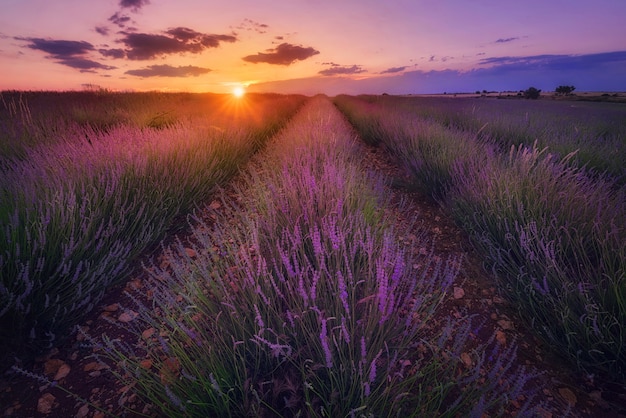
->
555, 85, 576, 95
524, 86, 541, 99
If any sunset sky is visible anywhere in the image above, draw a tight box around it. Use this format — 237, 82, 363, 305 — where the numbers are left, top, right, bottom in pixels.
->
1, 0, 625, 95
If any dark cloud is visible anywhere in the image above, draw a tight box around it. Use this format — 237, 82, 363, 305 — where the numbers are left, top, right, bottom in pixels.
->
120, 29, 236, 60
319, 64, 365, 76
17, 37, 116, 72
242, 43, 319, 65
22, 38, 94, 56
58, 57, 116, 72
119, 0, 149, 11
95, 26, 110, 36
495, 37, 519, 43
380, 66, 407, 74
125, 64, 211, 77
109, 12, 132, 28
428, 55, 454, 63
99, 48, 126, 59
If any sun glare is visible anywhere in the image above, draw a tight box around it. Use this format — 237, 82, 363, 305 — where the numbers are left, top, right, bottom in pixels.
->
233, 86, 245, 98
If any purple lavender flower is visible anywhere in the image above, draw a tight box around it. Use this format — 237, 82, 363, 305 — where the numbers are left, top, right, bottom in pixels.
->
336, 270, 350, 317
254, 304, 265, 329
164, 385, 186, 412
319, 316, 333, 368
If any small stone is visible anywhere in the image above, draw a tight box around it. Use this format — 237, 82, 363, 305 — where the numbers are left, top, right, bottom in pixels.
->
140, 359, 153, 369
76, 404, 90, 418
118, 310, 138, 323
209, 200, 221, 210
43, 359, 65, 376
53, 363, 70, 381
127, 279, 142, 290
75, 326, 89, 342
103, 303, 119, 312
141, 328, 155, 339
497, 319, 514, 330
460, 352, 472, 367
37, 393, 56, 414
493, 295, 506, 304
495, 330, 507, 346
558, 387, 577, 406
160, 357, 181, 385
184, 248, 197, 258
453, 287, 465, 299
83, 362, 108, 372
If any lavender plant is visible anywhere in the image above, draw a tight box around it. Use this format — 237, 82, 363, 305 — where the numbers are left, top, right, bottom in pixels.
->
101, 97, 537, 417
447, 143, 626, 379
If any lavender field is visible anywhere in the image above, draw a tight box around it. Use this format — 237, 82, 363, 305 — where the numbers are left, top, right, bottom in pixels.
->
1, 91, 625, 416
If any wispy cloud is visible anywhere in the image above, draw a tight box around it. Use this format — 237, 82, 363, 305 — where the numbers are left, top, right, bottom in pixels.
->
119, 28, 237, 60
236, 18, 269, 34
98, 48, 125, 59
109, 12, 132, 29
380, 66, 407, 74
125, 64, 210, 77
119, 0, 149, 11
95, 26, 110, 36
478, 50, 626, 72
319, 64, 365, 76
22, 38, 94, 56
495, 37, 519, 43
242, 43, 319, 65
58, 57, 116, 72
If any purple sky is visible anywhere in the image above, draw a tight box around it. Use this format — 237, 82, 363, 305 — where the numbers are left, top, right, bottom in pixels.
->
1, 0, 625, 94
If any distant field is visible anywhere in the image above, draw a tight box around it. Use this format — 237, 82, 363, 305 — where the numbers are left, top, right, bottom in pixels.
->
406, 91, 626, 103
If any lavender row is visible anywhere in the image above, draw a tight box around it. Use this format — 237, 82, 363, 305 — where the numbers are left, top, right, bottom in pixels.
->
334, 95, 626, 381
0, 92, 306, 368
343, 95, 626, 183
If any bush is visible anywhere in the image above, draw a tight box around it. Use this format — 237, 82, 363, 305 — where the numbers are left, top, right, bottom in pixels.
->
523, 87, 541, 100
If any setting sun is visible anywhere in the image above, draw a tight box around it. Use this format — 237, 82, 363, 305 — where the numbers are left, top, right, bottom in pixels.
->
233, 86, 245, 98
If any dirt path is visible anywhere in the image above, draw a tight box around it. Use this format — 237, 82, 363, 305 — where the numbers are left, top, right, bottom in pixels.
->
1, 97, 624, 417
